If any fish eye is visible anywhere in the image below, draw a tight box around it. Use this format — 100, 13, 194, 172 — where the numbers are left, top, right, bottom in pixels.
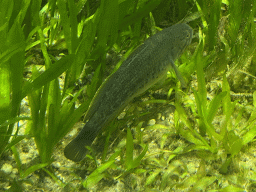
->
186, 31, 190, 38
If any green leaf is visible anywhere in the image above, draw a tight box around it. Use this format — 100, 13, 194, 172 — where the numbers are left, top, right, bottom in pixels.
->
253, 91, 256, 107
206, 91, 227, 123
22, 54, 75, 98
21, 163, 49, 179
119, 0, 162, 30
5, 136, 28, 151
192, 176, 217, 191
96, 0, 118, 50
219, 156, 232, 174
207, 0, 222, 51
62, 99, 91, 137
0, 43, 25, 66
125, 127, 134, 169
242, 121, 256, 145
131, 144, 148, 169
0, 65, 11, 124
145, 169, 162, 186
86, 64, 102, 99
11, 146, 22, 175
83, 160, 115, 188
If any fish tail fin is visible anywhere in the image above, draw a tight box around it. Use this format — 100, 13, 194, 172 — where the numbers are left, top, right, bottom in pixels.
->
64, 124, 98, 162
64, 138, 88, 162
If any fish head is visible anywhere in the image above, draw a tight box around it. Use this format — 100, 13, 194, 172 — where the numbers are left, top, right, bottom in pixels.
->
168, 23, 193, 60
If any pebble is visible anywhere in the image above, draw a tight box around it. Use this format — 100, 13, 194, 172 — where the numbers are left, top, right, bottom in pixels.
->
148, 119, 156, 126
1, 163, 13, 174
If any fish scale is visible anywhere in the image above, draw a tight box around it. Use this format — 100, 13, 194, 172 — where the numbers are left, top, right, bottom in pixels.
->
64, 23, 193, 162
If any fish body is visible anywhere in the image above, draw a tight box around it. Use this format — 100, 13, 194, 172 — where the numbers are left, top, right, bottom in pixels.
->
64, 23, 193, 162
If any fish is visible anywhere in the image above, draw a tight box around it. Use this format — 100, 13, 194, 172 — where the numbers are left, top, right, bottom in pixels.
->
64, 23, 193, 162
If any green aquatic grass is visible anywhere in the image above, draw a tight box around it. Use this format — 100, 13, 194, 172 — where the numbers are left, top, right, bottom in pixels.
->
1, 0, 256, 191
0, 0, 172, 187
0, 0, 27, 157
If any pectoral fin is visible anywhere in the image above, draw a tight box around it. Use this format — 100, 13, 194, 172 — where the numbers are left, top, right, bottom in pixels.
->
170, 60, 187, 88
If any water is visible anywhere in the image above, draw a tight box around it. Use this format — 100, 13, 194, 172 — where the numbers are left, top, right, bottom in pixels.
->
64, 23, 193, 162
